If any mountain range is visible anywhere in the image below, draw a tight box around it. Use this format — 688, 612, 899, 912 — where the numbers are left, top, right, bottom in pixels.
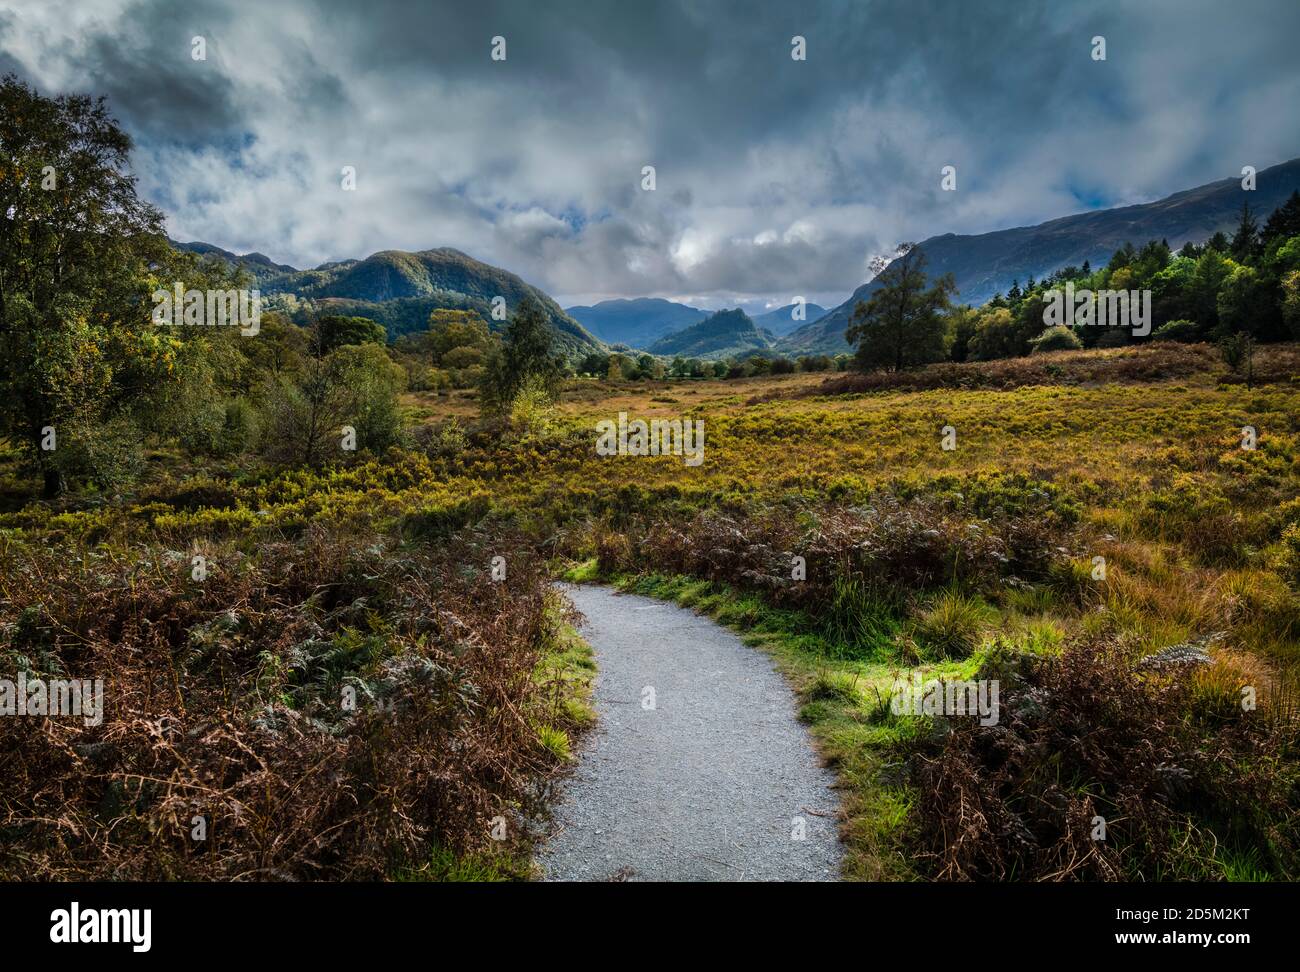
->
782, 157, 1300, 355
564, 298, 827, 349
172, 243, 602, 355
177, 156, 1300, 361
565, 297, 708, 346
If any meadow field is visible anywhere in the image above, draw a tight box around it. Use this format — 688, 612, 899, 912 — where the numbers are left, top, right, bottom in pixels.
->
3, 342, 1297, 881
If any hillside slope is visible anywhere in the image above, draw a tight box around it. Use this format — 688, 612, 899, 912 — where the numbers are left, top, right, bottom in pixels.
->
172, 240, 299, 282
173, 243, 603, 355
752, 302, 828, 337
781, 157, 1300, 355
566, 297, 707, 347
648, 308, 774, 359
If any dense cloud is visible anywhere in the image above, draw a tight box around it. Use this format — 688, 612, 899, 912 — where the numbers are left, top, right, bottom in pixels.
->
4, 0, 1298, 308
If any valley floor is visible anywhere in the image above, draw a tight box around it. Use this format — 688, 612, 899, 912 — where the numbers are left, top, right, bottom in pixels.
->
2, 342, 1297, 880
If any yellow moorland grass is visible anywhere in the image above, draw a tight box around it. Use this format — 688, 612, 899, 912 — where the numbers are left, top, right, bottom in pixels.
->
2, 345, 1297, 879
540, 353, 1298, 879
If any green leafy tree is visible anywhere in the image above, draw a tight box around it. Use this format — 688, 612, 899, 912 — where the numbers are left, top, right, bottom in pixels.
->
427, 309, 490, 363
314, 314, 386, 354
634, 353, 665, 379
478, 295, 563, 413
579, 351, 610, 377
967, 307, 1018, 360
1132, 239, 1172, 283
1281, 269, 1300, 339
1107, 242, 1138, 271
606, 354, 628, 382
1216, 264, 1275, 338
239, 311, 309, 382
1267, 235, 1300, 276
262, 342, 404, 467
0, 74, 221, 495
797, 354, 834, 372
946, 305, 977, 363
392, 308, 493, 390
1187, 250, 1235, 333
846, 245, 955, 371
1012, 291, 1054, 351
1149, 256, 1197, 330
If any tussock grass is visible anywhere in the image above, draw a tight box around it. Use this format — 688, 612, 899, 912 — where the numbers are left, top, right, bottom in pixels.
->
909, 590, 997, 660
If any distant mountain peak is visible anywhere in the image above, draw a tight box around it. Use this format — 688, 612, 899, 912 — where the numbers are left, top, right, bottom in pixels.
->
566, 297, 707, 348
171, 239, 299, 279
752, 301, 828, 336
172, 240, 602, 355
648, 307, 774, 359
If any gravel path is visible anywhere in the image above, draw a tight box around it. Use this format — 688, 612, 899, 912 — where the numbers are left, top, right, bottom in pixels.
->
540, 585, 843, 882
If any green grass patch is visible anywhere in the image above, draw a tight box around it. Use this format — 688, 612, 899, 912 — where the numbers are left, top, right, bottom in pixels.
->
391, 845, 525, 882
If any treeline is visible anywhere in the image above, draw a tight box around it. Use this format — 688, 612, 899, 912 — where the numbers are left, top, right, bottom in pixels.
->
571, 350, 848, 381
848, 194, 1300, 371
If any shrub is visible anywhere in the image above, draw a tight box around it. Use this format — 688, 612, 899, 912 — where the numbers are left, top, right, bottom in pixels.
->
262, 344, 405, 466
771, 343, 1223, 399
0, 526, 582, 880
1218, 332, 1255, 375
906, 639, 1300, 880
1030, 325, 1083, 353
1152, 318, 1201, 343
1049, 557, 1103, 606
1276, 522, 1300, 593
424, 418, 469, 459
507, 374, 555, 443
47, 415, 144, 492
216, 397, 260, 456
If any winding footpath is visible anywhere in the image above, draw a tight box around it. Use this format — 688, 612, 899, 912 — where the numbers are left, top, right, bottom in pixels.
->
540, 585, 843, 881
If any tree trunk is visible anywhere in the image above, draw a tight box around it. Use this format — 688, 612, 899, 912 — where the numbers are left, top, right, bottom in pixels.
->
42, 465, 65, 499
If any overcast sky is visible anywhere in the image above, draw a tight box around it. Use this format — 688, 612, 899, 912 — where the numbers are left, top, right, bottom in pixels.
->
3, 0, 1298, 310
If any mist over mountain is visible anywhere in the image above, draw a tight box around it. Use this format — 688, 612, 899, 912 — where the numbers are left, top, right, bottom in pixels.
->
176, 158, 1300, 362
782, 157, 1300, 355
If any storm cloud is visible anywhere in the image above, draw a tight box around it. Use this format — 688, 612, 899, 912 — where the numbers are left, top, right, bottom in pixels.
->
3, 0, 1298, 308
